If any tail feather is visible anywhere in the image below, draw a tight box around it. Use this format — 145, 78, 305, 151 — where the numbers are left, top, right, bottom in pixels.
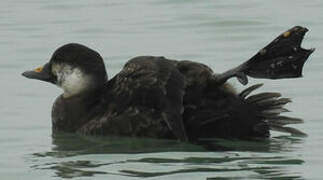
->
265, 107, 290, 113
239, 83, 263, 98
246, 92, 282, 103
270, 125, 307, 136
261, 105, 289, 111
257, 97, 291, 105
261, 108, 290, 115
263, 98, 292, 106
241, 84, 306, 136
268, 116, 304, 125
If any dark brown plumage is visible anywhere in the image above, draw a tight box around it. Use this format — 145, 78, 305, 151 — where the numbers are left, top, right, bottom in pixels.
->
22, 26, 313, 142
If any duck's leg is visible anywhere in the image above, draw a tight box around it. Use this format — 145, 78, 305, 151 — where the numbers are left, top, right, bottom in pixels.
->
214, 26, 315, 85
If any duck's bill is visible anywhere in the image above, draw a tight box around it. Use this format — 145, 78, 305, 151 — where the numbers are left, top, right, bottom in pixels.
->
22, 63, 55, 83
244, 26, 315, 79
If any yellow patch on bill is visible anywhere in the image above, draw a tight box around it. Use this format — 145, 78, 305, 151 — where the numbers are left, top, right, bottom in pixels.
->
34, 66, 43, 72
283, 31, 291, 38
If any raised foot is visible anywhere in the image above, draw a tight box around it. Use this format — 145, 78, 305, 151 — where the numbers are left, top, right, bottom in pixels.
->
215, 26, 315, 85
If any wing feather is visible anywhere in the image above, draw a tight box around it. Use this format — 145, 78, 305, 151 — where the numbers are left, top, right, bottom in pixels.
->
80, 56, 187, 140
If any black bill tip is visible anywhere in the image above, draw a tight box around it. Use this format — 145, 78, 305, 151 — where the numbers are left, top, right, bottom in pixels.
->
22, 63, 55, 83
22, 70, 46, 80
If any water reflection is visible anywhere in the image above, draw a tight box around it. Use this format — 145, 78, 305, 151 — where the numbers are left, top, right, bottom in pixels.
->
39, 161, 108, 179
50, 133, 204, 155
31, 133, 304, 179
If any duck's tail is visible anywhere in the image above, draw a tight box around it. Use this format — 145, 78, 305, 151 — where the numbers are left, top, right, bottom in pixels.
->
239, 83, 306, 136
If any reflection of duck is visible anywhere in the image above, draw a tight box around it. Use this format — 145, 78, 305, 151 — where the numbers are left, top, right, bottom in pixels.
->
23, 26, 313, 142
34, 133, 303, 179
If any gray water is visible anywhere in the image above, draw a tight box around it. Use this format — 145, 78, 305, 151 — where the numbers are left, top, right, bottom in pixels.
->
1, 0, 323, 179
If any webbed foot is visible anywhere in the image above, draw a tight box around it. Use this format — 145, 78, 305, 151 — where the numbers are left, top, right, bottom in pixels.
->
215, 26, 314, 85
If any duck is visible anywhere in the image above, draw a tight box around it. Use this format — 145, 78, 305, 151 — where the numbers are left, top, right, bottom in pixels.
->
22, 26, 314, 142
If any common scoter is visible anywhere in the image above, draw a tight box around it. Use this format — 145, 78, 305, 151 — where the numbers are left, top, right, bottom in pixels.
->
22, 26, 314, 142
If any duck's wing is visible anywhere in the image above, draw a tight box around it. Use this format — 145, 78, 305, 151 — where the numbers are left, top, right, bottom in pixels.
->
98, 56, 187, 141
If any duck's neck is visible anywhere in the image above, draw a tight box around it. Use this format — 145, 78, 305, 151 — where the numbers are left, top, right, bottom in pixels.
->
51, 89, 104, 133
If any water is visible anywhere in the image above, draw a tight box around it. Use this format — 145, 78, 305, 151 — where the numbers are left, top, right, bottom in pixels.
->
1, 0, 323, 179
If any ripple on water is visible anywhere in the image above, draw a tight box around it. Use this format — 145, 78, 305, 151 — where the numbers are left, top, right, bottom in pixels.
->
29, 133, 305, 179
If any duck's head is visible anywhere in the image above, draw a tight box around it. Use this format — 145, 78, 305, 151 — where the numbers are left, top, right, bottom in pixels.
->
22, 43, 107, 98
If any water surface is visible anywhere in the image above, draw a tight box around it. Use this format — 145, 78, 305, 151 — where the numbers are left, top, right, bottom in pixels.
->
1, 0, 323, 179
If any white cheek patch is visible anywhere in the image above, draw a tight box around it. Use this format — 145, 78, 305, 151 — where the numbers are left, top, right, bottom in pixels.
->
52, 63, 93, 98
